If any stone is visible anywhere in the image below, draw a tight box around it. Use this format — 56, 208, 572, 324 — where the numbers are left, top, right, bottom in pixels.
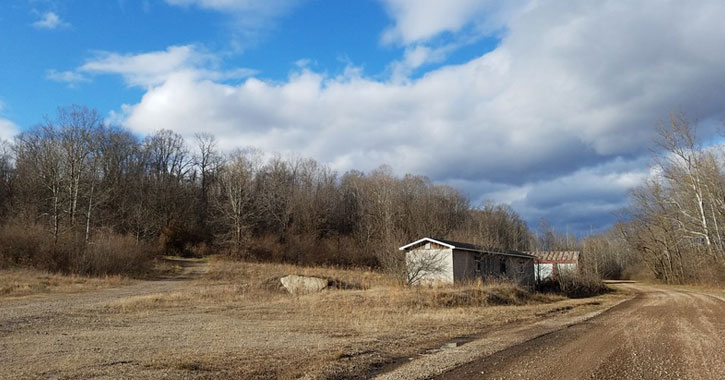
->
280, 275, 329, 295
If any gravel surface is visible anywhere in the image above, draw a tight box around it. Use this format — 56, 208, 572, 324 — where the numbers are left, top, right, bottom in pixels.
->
433, 284, 725, 380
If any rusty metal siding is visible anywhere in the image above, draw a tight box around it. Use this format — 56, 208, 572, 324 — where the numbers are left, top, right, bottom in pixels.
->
530, 251, 580, 263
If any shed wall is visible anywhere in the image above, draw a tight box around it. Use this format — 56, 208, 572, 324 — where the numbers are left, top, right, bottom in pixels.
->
452, 250, 478, 282
406, 247, 454, 284
452, 250, 535, 288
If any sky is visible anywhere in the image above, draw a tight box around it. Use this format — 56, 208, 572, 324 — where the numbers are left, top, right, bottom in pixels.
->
2, 0, 725, 235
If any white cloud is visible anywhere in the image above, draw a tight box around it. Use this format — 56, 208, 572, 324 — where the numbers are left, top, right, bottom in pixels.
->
388, 45, 452, 83
50, 45, 256, 88
379, 0, 524, 81
31, 11, 70, 30
46, 69, 89, 85
0, 117, 19, 141
379, 0, 521, 45
103, 1, 725, 231
80, 45, 211, 88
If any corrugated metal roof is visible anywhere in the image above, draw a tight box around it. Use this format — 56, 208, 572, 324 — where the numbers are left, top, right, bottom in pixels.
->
529, 251, 580, 262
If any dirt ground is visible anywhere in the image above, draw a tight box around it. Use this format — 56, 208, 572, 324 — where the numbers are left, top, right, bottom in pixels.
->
433, 283, 725, 380
0, 258, 627, 379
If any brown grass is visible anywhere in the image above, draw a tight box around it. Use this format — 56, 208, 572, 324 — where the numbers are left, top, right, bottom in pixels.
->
106, 258, 562, 313
1, 257, 622, 379
0, 267, 131, 298
93, 258, 618, 379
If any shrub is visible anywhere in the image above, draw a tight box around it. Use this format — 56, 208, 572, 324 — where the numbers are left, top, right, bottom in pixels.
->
244, 234, 380, 268
0, 224, 156, 276
76, 232, 157, 275
537, 271, 608, 298
399, 281, 556, 308
0, 224, 48, 268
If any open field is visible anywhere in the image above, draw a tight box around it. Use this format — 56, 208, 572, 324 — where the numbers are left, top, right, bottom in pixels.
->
0, 258, 627, 379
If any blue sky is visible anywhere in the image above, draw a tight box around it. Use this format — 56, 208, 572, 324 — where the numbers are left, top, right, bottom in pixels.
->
0, 0, 498, 128
2, 0, 725, 235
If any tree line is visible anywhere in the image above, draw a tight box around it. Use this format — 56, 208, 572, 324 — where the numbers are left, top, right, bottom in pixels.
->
0, 105, 537, 276
5, 107, 716, 284
618, 115, 725, 284
554, 114, 725, 285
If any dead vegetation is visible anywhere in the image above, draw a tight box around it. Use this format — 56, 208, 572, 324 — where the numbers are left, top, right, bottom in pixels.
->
0, 256, 623, 380
105, 258, 562, 313
85, 258, 619, 379
0, 267, 131, 298
0, 224, 156, 276
537, 271, 610, 298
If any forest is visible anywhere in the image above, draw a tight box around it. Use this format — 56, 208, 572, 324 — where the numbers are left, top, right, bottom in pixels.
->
0, 106, 723, 284
0, 106, 536, 278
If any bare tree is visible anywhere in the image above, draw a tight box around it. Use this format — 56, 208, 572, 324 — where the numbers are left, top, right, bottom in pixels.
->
194, 133, 221, 229
211, 149, 260, 255
14, 126, 64, 241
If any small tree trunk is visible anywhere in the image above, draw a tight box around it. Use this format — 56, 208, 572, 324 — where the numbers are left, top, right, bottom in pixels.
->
85, 181, 94, 243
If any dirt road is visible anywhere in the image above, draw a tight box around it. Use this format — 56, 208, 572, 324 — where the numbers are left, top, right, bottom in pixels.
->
435, 284, 725, 380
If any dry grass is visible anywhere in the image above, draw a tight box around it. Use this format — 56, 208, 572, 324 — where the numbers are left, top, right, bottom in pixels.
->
95, 258, 616, 379
200, 258, 394, 289
105, 258, 562, 312
0, 267, 131, 298
1, 257, 622, 379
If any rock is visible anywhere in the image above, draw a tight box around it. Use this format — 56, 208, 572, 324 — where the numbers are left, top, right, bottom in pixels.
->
280, 275, 329, 295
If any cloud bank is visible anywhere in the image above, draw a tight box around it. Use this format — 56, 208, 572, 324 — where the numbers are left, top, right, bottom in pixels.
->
80, 1, 725, 232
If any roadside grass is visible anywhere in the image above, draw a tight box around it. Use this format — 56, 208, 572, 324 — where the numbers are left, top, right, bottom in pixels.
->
0, 267, 131, 298
98, 257, 619, 379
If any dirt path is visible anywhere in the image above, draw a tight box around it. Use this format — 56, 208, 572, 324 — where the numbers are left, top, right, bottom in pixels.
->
434, 284, 725, 380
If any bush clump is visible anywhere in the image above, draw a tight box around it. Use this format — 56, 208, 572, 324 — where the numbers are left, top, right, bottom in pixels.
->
404, 282, 544, 308
0, 224, 156, 276
538, 271, 608, 298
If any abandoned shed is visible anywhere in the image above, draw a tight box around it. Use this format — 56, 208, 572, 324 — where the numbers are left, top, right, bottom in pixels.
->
529, 251, 580, 281
399, 237, 535, 287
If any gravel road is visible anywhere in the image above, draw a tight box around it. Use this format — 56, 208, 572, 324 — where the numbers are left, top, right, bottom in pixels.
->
435, 284, 725, 380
